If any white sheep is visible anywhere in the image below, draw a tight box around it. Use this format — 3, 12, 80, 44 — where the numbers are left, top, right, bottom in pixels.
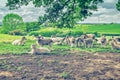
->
12, 36, 27, 46
29, 44, 51, 55
110, 38, 120, 50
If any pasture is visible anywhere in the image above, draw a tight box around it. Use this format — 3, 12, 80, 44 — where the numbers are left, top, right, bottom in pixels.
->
0, 24, 120, 54
0, 33, 120, 55
0, 24, 120, 79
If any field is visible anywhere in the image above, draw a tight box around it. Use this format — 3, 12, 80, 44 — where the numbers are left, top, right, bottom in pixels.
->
0, 24, 120, 79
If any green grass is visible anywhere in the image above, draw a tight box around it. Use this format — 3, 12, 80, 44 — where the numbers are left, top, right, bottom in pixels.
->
0, 23, 120, 55
75, 24, 120, 34
0, 34, 120, 55
0, 34, 35, 54
30, 23, 120, 37
59, 72, 70, 78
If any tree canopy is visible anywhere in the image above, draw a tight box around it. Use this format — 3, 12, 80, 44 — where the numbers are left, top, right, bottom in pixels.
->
2, 13, 24, 34
116, 0, 120, 11
6, 0, 103, 28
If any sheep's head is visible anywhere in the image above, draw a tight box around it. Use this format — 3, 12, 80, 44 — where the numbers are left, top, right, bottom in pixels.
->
31, 44, 37, 49
22, 36, 27, 40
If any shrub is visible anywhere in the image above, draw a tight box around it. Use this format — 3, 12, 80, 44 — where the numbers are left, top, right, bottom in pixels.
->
102, 34, 120, 36
0, 28, 8, 34
28, 30, 61, 37
28, 31, 40, 36
93, 32, 101, 37
28, 28, 84, 37
9, 30, 26, 36
70, 30, 83, 37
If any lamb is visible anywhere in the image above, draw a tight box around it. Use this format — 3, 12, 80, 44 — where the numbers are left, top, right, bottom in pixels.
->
36, 36, 53, 47
12, 36, 27, 46
28, 44, 50, 55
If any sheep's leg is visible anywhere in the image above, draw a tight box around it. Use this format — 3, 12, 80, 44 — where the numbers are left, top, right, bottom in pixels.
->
49, 43, 53, 50
84, 43, 87, 48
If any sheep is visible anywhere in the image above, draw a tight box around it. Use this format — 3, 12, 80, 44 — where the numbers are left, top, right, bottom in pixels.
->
81, 34, 95, 39
28, 44, 50, 55
62, 35, 71, 45
111, 39, 120, 50
63, 36, 76, 47
112, 37, 120, 45
95, 38, 101, 44
50, 35, 64, 45
75, 37, 84, 47
36, 36, 53, 47
83, 38, 94, 48
100, 36, 107, 47
12, 36, 27, 46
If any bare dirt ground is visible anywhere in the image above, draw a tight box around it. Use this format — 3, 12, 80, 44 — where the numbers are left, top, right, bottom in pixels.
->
0, 51, 120, 80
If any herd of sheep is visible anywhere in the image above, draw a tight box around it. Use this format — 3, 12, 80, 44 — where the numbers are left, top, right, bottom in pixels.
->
12, 34, 120, 54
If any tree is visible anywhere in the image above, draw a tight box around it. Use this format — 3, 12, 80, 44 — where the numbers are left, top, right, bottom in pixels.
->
6, 0, 103, 28
25, 22, 40, 33
2, 13, 24, 34
116, 0, 120, 11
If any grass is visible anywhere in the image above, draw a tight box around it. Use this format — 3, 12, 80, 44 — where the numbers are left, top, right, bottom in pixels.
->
75, 24, 120, 34
0, 34, 120, 55
0, 23, 120, 55
59, 72, 70, 78
30, 23, 120, 37
0, 34, 35, 54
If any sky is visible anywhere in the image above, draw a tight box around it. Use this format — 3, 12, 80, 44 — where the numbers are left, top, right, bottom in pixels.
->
0, 0, 120, 23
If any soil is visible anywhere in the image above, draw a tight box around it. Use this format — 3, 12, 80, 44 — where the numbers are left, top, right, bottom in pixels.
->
0, 51, 120, 80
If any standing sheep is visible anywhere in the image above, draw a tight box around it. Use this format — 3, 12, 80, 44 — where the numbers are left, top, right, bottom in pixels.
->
76, 37, 84, 47
84, 38, 94, 48
111, 38, 120, 50
36, 36, 53, 47
101, 36, 107, 47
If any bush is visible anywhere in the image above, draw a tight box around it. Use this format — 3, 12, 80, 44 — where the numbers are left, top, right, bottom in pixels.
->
28, 30, 61, 37
93, 32, 101, 37
70, 30, 83, 37
9, 30, 26, 36
102, 34, 120, 36
28, 28, 84, 37
0, 28, 8, 34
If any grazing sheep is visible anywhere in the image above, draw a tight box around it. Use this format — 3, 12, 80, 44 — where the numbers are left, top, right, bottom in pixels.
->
76, 37, 84, 47
84, 38, 94, 48
63, 36, 75, 47
36, 36, 53, 47
95, 38, 101, 44
62, 36, 71, 45
29, 44, 50, 55
50, 35, 64, 45
101, 36, 107, 47
82, 34, 95, 39
111, 39, 120, 50
12, 36, 27, 46
112, 37, 120, 45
